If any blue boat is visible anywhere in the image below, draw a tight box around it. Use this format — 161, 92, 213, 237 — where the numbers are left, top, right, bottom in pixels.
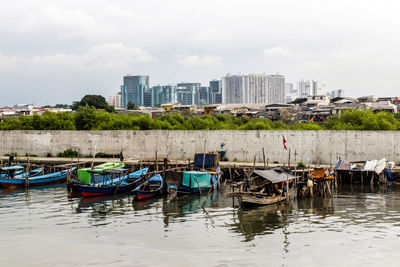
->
74, 168, 146, 198
133, 174, 163, 200
0, 167, 76, 188
167, 171, 219, 194
0, 166, 43, 179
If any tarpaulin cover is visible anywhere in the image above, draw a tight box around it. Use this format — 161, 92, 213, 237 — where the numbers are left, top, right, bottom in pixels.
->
194, 153, 219, 168
182, 171, 212, 188
253, 170, 296, 184
309, 168, 326, 178
364, 160, 378, 172
386, 169, 394, 182
375, 158, 386, 175
335, 160, 351, 170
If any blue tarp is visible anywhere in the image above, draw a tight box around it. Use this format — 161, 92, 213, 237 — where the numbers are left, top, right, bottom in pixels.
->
194, 153, 217, 167
386, 169, 394, 182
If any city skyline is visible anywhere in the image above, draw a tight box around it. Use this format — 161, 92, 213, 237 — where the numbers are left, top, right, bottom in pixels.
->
1, 0, 400, 106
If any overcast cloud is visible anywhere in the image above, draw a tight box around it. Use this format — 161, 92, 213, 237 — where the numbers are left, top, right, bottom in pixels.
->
1, 0, 400, 106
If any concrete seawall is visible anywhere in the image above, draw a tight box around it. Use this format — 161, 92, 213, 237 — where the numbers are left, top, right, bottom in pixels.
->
0, 130, 399, 164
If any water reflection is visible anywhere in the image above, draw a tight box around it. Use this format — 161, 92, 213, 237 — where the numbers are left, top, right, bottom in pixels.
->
162, 192, 220, 227
76, 193, 132, 220
2, 183, 400, 266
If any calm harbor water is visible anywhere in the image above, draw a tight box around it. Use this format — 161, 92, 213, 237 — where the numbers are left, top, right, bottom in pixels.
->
1, 184, 400, 266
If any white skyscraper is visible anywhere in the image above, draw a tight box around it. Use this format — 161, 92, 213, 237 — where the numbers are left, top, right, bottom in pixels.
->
222, 74, 285, 104
298, 80, 311, 98
298, 80, 328, 97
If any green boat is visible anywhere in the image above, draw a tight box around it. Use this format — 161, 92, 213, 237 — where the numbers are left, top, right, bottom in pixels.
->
78, 162, 125, 183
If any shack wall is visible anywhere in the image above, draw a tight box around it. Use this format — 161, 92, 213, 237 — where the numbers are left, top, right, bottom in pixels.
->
0, 130, 399, 164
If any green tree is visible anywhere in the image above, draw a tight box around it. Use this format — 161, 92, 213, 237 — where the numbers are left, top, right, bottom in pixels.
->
73, 95, 114, 113
127, 101, 139, 110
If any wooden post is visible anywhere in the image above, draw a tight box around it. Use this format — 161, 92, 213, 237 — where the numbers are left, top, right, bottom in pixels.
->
194, 175, 202, 195
335, 170, 338, 189
155, 150, 158, 172
294, 150, 297, 171
252, 155, 256, 174
288, 148, 291, 170
202, 139, 207, 170
262, 148, 266, 170
229, 167, 232, 181
267, 158, 269, 169
25, 154, 30, 187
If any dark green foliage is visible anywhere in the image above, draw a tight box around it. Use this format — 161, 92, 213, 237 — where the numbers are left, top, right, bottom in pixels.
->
297, 161, 306, 168
58, 149, 78, 158
73, 95, 114, 113
127, 101, 139, 110
0, 109, 399, 131
0, 111, 76, 130
4, 153, 18, 156
324, 110, 400, 130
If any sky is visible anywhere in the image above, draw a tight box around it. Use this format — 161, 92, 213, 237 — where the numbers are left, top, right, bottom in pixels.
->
1, 0, 400, 106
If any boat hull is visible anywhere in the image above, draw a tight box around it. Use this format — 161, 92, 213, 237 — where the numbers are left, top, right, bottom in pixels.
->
167, 184, 212, 195
75, 178, 143, 198
238, 190, 291, 206
0, 170, 72, 189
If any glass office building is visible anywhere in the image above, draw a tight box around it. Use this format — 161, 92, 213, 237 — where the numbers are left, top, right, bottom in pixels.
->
121, 75, 150, 107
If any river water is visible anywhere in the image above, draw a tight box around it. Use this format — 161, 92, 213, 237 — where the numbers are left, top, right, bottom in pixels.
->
1, 184, 400, 266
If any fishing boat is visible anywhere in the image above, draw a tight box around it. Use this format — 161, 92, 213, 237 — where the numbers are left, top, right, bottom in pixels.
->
235, 189, 292, 206
167, 170, 219, 194
74, 169, 144, 197
229, 169, 296, 206
133, 174, 163, 200
77, 162, 125, 183
0, 167, 76, 189
0, 166, 43, 179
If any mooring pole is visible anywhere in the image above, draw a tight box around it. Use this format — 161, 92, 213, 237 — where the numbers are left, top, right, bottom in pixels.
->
262, 147, 266, 170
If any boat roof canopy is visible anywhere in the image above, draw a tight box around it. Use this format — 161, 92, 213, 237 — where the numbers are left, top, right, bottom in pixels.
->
1, 166, 25, 171
87, 168, 128, 174
253, 170, 296, 184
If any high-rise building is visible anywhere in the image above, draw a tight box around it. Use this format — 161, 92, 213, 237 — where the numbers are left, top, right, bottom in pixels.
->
176, 82, 201, 105
297, 80, 311, 98
209, 80, 222, 104
151, 85, 176, 106
285, 83, 294, 94
268, 75, 285, 104
121, 75, 150, 107
108, 92, 122, 108
298, 80, 328, 97
222, 74, 285, 104
331, 89, 344, 98
199, 86, 209, 104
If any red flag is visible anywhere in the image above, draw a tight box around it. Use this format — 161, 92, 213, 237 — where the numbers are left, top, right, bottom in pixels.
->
283, 135, 287, 150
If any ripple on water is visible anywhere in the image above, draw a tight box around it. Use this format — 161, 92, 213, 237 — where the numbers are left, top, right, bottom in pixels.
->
2, 184, 400, 266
